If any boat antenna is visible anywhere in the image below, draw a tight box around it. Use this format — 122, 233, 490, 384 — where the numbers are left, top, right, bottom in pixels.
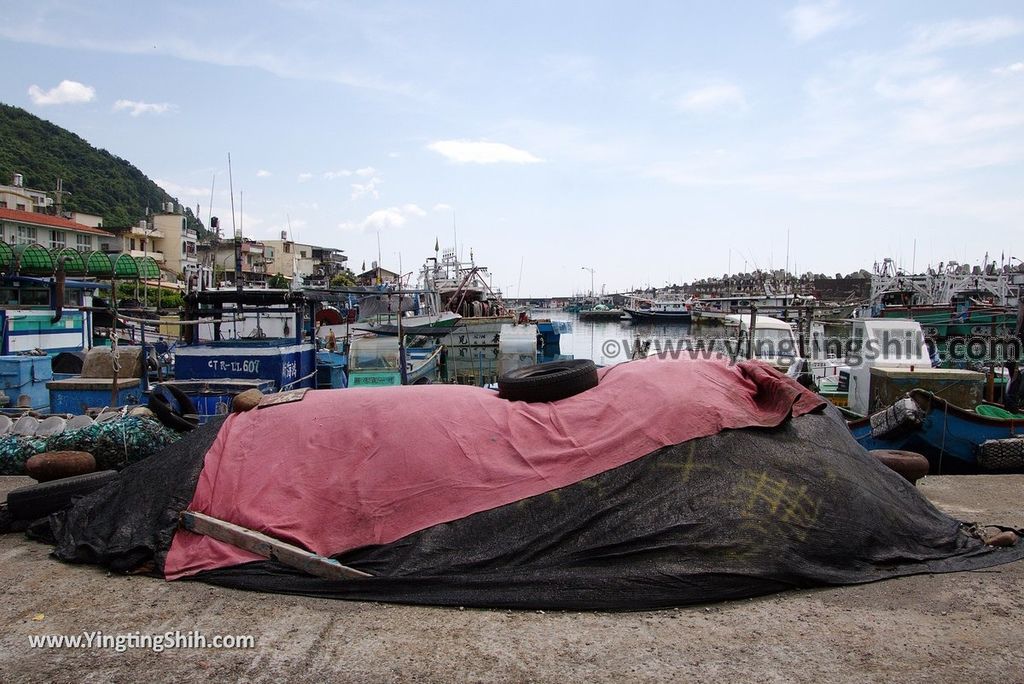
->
785, 228, 790, 277
227, 153, 236, 240
228, 154, 243, 294
452, 210, 458, 261
517, 256, 525, 299
208, 172, 217, 235
376, 230, 383, 284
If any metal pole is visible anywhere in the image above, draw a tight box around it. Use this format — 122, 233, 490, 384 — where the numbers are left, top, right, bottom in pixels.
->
746, 305, 758, 360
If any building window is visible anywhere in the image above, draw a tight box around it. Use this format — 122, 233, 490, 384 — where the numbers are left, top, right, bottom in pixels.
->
130, 238, 136, 251
50, 230, 66, 250
16, 203, 26, 211
76, 234, 92, 251
16, 225, 36, 245
0, 201, 7, 208
300, 250, 307, 258
284, 243, 291, 253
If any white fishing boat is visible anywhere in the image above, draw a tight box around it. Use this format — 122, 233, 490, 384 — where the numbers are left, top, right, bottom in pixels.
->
622, 294, 694, 322
693, 292, 812, 322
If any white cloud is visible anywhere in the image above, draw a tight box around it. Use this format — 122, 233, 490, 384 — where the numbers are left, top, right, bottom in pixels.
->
27, 79, 95, 105
256, 169, 272, 177
323, 169, 352, 180
387, 152, 400, 158
351, 179, 380, 200
675, 83, 747, 113
994, 62, 1024, 75
785, 1, 854, 42
644, 18, 1024, 223
909, 17, 1023, 54
427, 140, 543, 164
350, 168, 382, 200
433, 203, 452, 212
340, 204, 426, 232
297, 172, 314, 183
113, 99, 174, 116
2, 25, 419, 98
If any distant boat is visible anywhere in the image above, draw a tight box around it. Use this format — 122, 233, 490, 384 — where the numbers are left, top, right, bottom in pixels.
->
623, 295, 693, 322
692, 293, 809, 322
579, 304, 626, 322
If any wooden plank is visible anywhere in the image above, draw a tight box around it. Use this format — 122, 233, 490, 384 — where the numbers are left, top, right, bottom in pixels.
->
179, 511, 371, 580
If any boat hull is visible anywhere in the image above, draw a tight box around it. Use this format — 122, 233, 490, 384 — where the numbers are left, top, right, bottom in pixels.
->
848, 390, 1023, 471
623, 308, 692, 322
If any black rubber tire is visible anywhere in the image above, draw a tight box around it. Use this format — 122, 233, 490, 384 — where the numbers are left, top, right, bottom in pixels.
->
164, 384, 197, 419
869, 449, 930, 484
6, 470, 119, 521
148, 386, 198, 432
498, 360, 599, 402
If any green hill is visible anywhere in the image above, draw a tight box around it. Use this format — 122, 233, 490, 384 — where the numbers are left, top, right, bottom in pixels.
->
0, 103, 208, 237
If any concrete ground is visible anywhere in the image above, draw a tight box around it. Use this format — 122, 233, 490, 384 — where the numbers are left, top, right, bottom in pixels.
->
1, 474, 1022, 683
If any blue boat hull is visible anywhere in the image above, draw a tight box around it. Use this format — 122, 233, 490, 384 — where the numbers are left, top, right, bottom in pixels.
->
174, 339, 316, 392
849, 390, 1023, 470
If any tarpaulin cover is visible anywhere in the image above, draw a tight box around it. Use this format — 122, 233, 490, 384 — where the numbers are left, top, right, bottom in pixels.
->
45, 357, 1024, 610
164, 358, 824, 579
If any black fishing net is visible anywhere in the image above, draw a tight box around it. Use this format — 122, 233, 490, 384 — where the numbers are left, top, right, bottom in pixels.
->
42, 418, 223, 572
45, 407, 1024, 610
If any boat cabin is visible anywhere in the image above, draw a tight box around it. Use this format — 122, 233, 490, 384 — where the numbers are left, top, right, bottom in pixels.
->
723, 314, 798, 368
845, 318, 929, 416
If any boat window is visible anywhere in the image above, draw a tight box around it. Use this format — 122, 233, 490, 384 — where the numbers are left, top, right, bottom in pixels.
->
20, 288, 50, 306
752, 329, 797, 358
63, 288, 83, 306
350, 338, 401, 369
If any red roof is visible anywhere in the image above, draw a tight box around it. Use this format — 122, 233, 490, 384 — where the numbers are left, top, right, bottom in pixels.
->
0, 207, 114, 236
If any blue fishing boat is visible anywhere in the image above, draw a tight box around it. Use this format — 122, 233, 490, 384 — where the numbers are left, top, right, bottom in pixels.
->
848, 389, 1024, 471
152, 288, 320, 421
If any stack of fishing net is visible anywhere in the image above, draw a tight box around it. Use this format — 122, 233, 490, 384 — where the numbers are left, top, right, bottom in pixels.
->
0, 415, 181, 476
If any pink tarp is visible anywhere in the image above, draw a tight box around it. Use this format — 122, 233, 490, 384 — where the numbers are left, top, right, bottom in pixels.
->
164, 357, 824, 580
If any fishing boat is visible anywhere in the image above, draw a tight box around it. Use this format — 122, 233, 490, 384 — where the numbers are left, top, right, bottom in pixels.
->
863, 258, 1019, 337
722, 314, 800, 370
346, 334, 442, 387
691, 292, 810, 323
623, 294, 693, 322
579, 303, 627, 322
169, 288, 318, 404
848, 389, 1024, 471
420, 246, 554, 385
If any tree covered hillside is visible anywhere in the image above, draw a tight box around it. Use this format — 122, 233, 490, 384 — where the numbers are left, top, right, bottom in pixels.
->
0, 103, 208, 237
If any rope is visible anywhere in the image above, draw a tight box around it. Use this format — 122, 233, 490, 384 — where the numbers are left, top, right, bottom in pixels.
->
280, 369, 318, 391
72, 306, 246, 326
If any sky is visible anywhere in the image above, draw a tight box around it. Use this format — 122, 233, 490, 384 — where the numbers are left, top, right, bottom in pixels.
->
1, 0, 1022, 296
